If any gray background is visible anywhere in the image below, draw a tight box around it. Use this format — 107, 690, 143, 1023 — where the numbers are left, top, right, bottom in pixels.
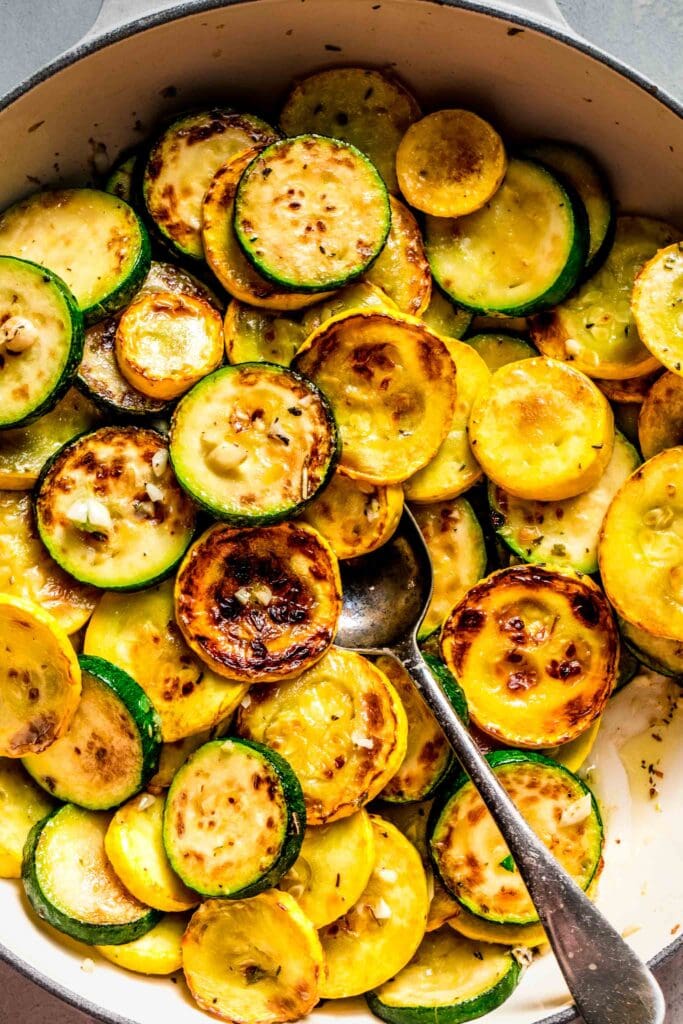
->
0, 0, 681, 1021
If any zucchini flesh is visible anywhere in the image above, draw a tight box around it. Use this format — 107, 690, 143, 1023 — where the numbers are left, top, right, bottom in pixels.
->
0, 256, 83, 428
35, 426, 196, 590
441, 565, 618, 748
365, 196, 431, 316
0, 189, 151, 323
426, 158, 588, 315
22, 654, 161, 810
234, 135, 390, 292
367, 927, 521, 1024
237, 646, 407, 824
164, 738, 305, 898
466, 331, 536, 372
96, 913, 186, 975
0, 758, 54, 878
619, 616, 683, 677
78, 316, 169, 418
142, 109, 279, 260
169, 363, 339, 523
430, 750, 603, 925
301, 470, 404, 560
22, 803, 161, 944
420, 288, 473, 340
632, 241, 683, 377
638, 371, 683, 459
490, 430, 640, 574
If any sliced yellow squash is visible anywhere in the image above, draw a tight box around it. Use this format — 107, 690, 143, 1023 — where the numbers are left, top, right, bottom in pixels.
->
449, 904, 546, 948
596, 369, 662, 404
300, 470, 403, 559
365, 196, 431, 316
632, 242, 683, 377
147, 730, 213, 794
96, 913, 187, 975
0, 758, 55, 877
638, 371, 683, 459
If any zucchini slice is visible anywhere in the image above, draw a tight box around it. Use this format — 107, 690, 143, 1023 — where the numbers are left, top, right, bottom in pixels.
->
530, 216, 679, 379
35, 426, 196, 590
367, 927, 521, 1024
0, 387, 100, 490
299, 280, 396, 332
638, 371, 683, 458
237, 646, 407, 824
596, 368, 662, 404
0, 758, 55, 877
105, 792, 198, 911
0, 256, 83, 428
169, 363, 338, 523
420, 289, 473, 340
22, 804, 161, 944
174, 521, 341, 683
521, 139, 615, 273
115, 290, 224, 400
0, 491, 97, 633
141, 259, 223, 309
632, 241, 683, 377
164, 738, 305, 898
412, 499, 487, 640
599, 447, 683, 641
426, 158, 588, 316
429, 750, 603, 925
280, 66, 420, 194
294, 310, 456, 484
96, 913, 186, 975
0, 189, 151, 323
142, 108, 279, 261
279, 809, 375, 928
619, 616, 683, 677
182, 892, 323, 1023
105, 151, 137, 204
365, 196, 431, 316
22, 654, 161, 810
490, 430, 641, 574
404, 338, 490, 502
234, 135, 390, 292
396, 110, 507, 217
468, 357, 614, 501
300, 470, 404, 560
77, 316, 169, 419
319, 815, 430, 999
0, 594, 81, 757
83, 579, 248, 742
466, 331, 536, 372
441, 565, 618, 748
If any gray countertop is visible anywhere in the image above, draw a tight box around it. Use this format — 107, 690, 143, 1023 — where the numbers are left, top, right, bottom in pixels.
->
0, 0, 681, 1021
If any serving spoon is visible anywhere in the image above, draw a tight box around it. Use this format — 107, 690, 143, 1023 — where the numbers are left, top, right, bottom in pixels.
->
335, 507, 665, 1024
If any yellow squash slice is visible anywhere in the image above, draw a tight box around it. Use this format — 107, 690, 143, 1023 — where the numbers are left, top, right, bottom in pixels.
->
147, 730, 214, 794
0, 758, 55, 877
301, 470, 403, 560
365, 196, 432, 316
468, 357, 614, 501
448, 904, 546, 948
544, 715, 603, 772
596, 369, 662, 404
632, 242, 683, 377
96, 913, 187, 975
638, 371, 683, 458
427, 878, 461, 932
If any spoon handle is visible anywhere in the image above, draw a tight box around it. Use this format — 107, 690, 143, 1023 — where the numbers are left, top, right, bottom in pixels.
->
397, 640, 665, 1024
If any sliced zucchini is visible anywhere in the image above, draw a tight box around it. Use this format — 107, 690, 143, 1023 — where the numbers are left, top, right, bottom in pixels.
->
105, 792, 198, 911
105, 151, 137, 204
140, 259, 223, 308
294, 310, 456, 484
0, 387, 100, 490
367, 927, 521, 1024
0, 189, 151, 323
449, 905, 546, 948
404, 338, 490, 502
22, 654, 161, 810
175, 521, 341, 683
164, 738, 305, 897
142, 108, 279, 261
279, 809, 375, 927
0, 758, 55, 877
614, 644, 640, 692
299, 279, 396, 332
599, 447, 683, 641
234, 135, 390, 292
412, 499, 487, 639
632, 241, 683, 377
280, 67, 420, 193
182, 891, 323, 1023
83, 579, 247, 743
22, 803, 161, 944
365, 196, 431, 316
530, 216, 679, 379
0, 256, 83, 428
429, 750, 603, 925
0, 594, 81, 757
396, 110, 506, 217
596, 369, 662, 404
237, 646, 407, 824
421, 288, 473, 340
169, 363, 338, 523
466, 331, 536, 372
521, 139, 615, 273
147, 730, 212, 793
426, 158, 588, 316
319, 815, 429, 999
0, 491, 96, 633
468, 357, 614, 501
115, 290, 223, 400
300, 470, 403, 560
441, 565, 618, 747
638, 371, 683, 458
77, 316, 169, 418
490, 430, 641, 573
35, 426, 196, 590
619, 616, 683, 677
96, 913, 186, 975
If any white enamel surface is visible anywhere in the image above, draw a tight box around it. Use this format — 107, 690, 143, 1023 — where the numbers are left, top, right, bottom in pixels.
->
0, 2, 682, 1022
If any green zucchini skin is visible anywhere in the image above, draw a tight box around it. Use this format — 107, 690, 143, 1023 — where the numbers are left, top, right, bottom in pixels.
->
464, 331, 537, 373
105, 152, 139, 205
619, 617, 683, 679
0, 257, 84, 430
422, 652, 469, 727
615, 642, 640, 692
87, 214, 151, 325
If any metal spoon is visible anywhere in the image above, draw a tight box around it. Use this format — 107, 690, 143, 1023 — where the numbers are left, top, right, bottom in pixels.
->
336, 507, 665, 1024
